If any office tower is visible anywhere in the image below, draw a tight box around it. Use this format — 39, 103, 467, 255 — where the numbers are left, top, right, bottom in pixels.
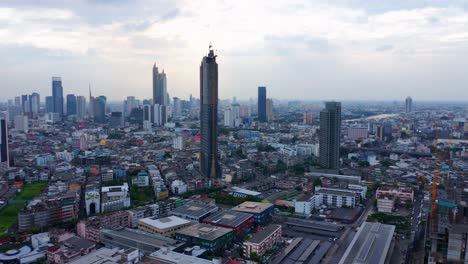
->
0, 115, 9, 169
45, 96, 54, 113
94, 96, 107, 123
76, 96, 87, 119
21, 95, 28, 114
14, 96, 21, 107
258, 86, 267, 122
266, 98, 273, 122
173, 97, 181, 117
143, 105, 152, 123
152, 63, 167, 106
303, 113, 314, 125
153, 104, 161, 126
52, 77, 64, 115
405, 96, 412, 113
199, 46, 220, 179
224, 108, 233, 127
160, 105, 167, 126
66, 94, 77, 116
14, 115, 28, 133
30, 93, 40, 118
109, 112, 124, 128
124, 96, 137, 117
376, 125, 384, 140
319, 102, 341, 170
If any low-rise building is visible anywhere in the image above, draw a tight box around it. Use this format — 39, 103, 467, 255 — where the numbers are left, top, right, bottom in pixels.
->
202, 210, 254, 237
47, 236, 96, 264
376, 193, 395, 213
376, 186, 414, 203
231, 201, 274, 225
243, 224, 282, 257
176, 223, 233, 252
338, 222, 395, 264
100, 227, 184, 255
169, 201, 218, 223
138, 216, 191, 238
101, 183, 131, 213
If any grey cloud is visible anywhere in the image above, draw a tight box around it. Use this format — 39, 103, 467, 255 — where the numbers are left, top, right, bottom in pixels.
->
376, 44, 394, 52
264, 35, 335, 55
0, 0, 182, 26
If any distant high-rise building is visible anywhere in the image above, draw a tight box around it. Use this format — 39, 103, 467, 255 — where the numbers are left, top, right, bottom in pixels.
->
14, 96, 21, 108
319, 102, 341, 170
66, 94, 77, 116
405, 96, 412, 113
21, 95, 29, 114
109, 112, 124, 128
94, 96, 107, 123
52, 77, 64, 115
0, 115, 9, 169
76, 96, 87, 119
224, 108, 233, 127
153, 63, 167, 106
258, 86, 267, 122
143, 104, 152, 123
266, 98, 273, 122
200, 46, 220, 179
45, 96, 54, 113
29, 93, 40, 118
173, 97, 181, 117
124, 96, 137, 117
14, 115, 28, 133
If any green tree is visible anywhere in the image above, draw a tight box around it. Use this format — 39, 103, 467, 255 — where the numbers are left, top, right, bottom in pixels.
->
250, 252, 262, 262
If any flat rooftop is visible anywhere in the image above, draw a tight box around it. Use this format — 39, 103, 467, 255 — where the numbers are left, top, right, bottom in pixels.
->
231, 201, 273, 214
339, 222, 395, 264
149, 249, 214, 264
139, 216, 191, 229
231, 187, 261, 196
246, 224, 281, 244
316, 188, 356, 197
177, 223, 232, 241
203, 210, 253, 228
101, 228, 184, 249
68, 248, 120, 264
170, 201, 218, 218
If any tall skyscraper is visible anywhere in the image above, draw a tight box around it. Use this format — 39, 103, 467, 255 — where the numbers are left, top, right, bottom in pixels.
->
66, 94, 77, 116
173, 97, 181, 117
258, 86, 267, 122
21, 95, 29, 114
319, 102, 341, 170
76, 96, 87, 119
153, 63, 168, 106
0, 114, 9, 169
52, 77, 64, 116
200, 46, 220, 179
94, 96, 107, 123
45, 96, 54, 113
405, 96, 413, 113
266, 98, 273, 122
29, 93, 40, 118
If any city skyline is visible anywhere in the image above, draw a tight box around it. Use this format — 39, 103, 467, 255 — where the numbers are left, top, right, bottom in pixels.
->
1, 1, 468, 101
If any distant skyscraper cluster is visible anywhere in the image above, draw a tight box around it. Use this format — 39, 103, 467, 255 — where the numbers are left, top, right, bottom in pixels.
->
199, 47, 220, 179
319, 102, 341, 170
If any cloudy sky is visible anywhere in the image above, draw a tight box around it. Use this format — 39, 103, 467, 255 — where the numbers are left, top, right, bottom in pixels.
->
1, 0, 468, 102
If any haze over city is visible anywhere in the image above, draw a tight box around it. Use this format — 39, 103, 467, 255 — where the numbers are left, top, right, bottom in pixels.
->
1, 0, 468, 101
